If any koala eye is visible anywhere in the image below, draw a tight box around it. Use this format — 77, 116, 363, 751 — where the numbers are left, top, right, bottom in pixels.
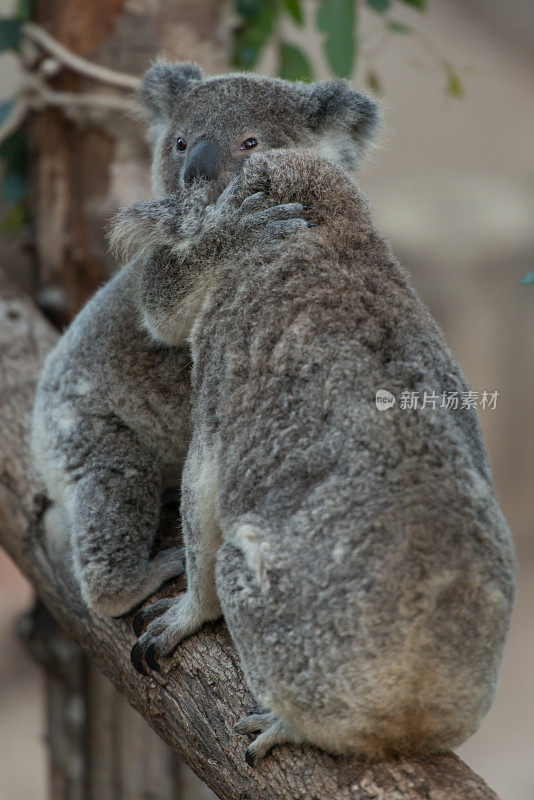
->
241, 137, 258, 150
176, 138, 187, 152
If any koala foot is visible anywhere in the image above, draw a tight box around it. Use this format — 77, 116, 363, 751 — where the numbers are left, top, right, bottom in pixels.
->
130, 592, 219, 676
132, 597, 177, 637
235, 708, 304, 766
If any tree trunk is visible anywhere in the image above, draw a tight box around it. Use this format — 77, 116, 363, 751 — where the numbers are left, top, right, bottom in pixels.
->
0, 265, 502, 800
20, 601, 215, 800
28, 0, 227, 325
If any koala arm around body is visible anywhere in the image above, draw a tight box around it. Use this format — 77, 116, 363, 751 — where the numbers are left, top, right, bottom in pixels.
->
110, 177, 311, 346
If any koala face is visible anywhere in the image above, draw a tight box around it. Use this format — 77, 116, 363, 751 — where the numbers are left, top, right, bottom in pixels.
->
140, 62, 381, 198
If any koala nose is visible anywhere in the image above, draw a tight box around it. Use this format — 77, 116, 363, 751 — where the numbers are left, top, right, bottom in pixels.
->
183, 141, 220, 183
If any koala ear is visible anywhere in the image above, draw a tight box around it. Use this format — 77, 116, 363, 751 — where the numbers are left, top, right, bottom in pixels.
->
139, 61, 203, 120
303, 80, 381, 168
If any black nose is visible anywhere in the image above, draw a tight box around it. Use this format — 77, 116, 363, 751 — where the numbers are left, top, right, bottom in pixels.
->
183, 141, 219, 183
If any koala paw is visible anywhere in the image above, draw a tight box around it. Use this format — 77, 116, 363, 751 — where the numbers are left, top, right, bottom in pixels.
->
130, 593, 215, 676
235, 708, 304, 766
237, 193, 314, 247
109, 198, 187, 262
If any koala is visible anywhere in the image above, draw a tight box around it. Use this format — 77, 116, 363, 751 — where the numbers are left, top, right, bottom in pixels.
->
118, 147, 516, 764
31, 62, 379, 618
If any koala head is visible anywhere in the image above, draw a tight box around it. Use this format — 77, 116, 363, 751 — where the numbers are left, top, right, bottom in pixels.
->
139, 61, 381, 198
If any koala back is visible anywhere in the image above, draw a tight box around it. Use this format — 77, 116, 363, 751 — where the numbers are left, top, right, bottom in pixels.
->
186, 150, 516, 758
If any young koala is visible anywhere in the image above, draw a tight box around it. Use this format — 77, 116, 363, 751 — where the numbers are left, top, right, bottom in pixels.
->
31, 62, 379, 617
118, 149, 516, 763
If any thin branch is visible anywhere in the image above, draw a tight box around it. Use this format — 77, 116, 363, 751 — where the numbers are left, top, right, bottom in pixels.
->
23, 23, 141, 91
30, 88, 138, 114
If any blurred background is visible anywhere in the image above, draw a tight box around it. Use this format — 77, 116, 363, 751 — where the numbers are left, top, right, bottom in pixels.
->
0, 0, 532, 798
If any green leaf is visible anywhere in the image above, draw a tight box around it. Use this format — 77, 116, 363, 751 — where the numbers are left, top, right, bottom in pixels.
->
235, 0, 263, 20
398, 0, 427, 8
282, 0, 304, 24
278, 41, 313, 82
0, 100, 15, 126
365, 0, 391, 13
16, 0, 34, 22
232, 1, 277, 69
0, 131, 29, 206
1, 200, 29, 235
387, 20, 411, 34
316, 0, 356, 78
0, 130, 27, 171
520, 270, 534, 286
445, 67, 464, 98
0, 18, 22, 52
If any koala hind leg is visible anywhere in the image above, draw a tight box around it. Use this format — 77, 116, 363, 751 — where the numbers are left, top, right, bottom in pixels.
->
63, 415, 184, 617
235, 708, 304, 766
131, 445, 222, 675
131, 441, 222, 673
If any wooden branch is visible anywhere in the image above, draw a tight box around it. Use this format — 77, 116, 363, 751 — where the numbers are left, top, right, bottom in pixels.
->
0, 267, 501, 800
20, 602, 190, 800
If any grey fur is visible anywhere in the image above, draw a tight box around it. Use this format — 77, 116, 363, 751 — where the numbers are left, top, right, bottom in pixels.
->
128, 149, 516, 760
32, 63, 379, 618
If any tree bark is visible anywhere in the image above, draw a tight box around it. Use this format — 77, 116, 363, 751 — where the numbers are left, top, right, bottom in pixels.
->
20, 602, 201, 800
0, 266, 501, 800
28, 0, 227, 325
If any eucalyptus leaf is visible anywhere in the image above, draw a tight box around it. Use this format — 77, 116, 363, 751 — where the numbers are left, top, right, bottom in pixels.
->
365, 0, 391, 13
282, 0, 303, 24
520, 270, 534, 286
0, 131, 27, 170
232, 1, 277, 69
0, 131, 29, 208
0, 18, 22, 52
235, 0, 263, 20
316, 0, 356, 78
399, 0, 427, 8
17, 0, 33, 22
278, 41, 313, 82
445, 68, 464, 98
1, 200, 29, 235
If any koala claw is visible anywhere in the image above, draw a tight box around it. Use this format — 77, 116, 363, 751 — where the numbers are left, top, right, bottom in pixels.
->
130, 641, 149, 676
132, 597, 176, 637
145, 642, 161, 672
236, 710, 303, 766
130, 637, 163, 675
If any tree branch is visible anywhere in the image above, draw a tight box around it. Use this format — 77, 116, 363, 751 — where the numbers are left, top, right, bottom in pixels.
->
0, 268, 500, 800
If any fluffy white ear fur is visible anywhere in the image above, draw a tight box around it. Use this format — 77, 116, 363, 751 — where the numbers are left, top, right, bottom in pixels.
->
305, 80, 382, 169
138, 61, 203, 121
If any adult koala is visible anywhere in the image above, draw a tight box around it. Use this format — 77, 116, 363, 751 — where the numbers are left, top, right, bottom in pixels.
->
32, 62, 380, 617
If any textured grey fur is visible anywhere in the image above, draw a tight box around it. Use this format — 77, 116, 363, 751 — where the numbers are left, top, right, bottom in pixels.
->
32, 62, 378, 618
126, 148, 516, 761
